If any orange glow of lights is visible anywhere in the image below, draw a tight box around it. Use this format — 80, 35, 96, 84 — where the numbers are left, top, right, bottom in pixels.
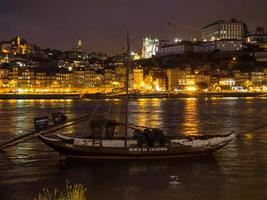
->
184, 86, 197, 92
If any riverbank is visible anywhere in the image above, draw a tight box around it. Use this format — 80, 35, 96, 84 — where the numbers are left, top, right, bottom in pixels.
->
0, 94, 80, 99
0, 92, 267, 99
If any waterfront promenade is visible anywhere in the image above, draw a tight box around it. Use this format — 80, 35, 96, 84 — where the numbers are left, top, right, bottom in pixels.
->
0, 92, 267, 99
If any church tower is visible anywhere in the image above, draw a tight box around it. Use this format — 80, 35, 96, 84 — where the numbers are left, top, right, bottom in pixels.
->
16, 35, 21, 46
77, 40, 82, 52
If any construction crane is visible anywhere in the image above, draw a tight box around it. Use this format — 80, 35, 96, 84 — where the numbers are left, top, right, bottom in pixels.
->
167, 22, 200, 42
167, 22, 178, 41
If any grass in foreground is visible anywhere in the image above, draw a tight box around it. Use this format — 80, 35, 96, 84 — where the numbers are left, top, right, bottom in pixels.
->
34, 182, 87, 200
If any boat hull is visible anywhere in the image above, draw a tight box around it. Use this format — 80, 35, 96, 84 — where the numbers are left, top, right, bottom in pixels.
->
38, 132, 235, 160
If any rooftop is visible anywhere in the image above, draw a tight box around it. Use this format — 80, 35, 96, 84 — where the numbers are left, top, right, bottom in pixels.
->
202, 19, 244, 30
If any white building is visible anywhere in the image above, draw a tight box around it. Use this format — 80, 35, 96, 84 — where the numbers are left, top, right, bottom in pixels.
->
201, 39, 243, 52
157, 43, 193, 56
201, 19, 245, 41
141, 36, 159, 59
219, 78, 236, 86
156, 41, 202, 56
157, 39, 242, 55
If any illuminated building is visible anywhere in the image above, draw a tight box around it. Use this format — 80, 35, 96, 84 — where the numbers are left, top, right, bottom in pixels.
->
157, 41, 194, 56
195, 73, 210, 85
141, 36, 159, 59
148, 67, 167, 92
58, 60, 75, 71
0, 54, 9, 64
0, 35, 31, 55
139, 68, 164, 92
131, 52, 141, 61
214, 77, 236, 92
246, 34, 267, 45
0, 64, 18, 88
109, 54, 126, 67
104, 68, 116, 86
264, 68, 267, 83
73, 67, 85, 88
73, 60, 87, 68
157, 39, 243, 56
133, 68, 144, 90
115, 65, 126, 87
219, 77, 236, 86
156, 40, 208, 56
201, 39, 243, 52
0, 42, 12, 54
255, 52, 267, 62
234, 71, 250, 87
9, 66, 18, 88
0, 66, 10, 87
18, 69, 35, 88
167, 67, 210, 92
55, 71, 73, 88
250, 72, 265, 85
166, 68, 184, 91
245, 28, 267, 51
35, 72, 47, 87
185, 74, 196, 85
201, 19, 245, 41
166, 68, 191, 91
65, 39, 89, 61
84, 69, 103, 88
77, 40, 82, 52
35, 71, 54, 88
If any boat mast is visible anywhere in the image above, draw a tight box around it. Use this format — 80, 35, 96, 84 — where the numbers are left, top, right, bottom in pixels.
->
125, 31, 130, 147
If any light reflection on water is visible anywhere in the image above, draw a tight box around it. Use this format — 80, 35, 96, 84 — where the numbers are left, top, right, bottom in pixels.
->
131, 98, 163, 128
181, 98, 199, 135
0, 98, 267, 200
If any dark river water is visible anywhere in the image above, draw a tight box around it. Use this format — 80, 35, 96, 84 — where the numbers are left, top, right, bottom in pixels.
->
0, 98, 267, 200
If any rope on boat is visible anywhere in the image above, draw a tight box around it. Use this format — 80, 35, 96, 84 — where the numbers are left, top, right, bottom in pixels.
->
251, 123, 267, 131
100, 103, 113, 145
198, 104, 267, 136
206, 111, 227, 129
238, 122, 267, 136
90, 100, 101, 122
116, 99, 122, 122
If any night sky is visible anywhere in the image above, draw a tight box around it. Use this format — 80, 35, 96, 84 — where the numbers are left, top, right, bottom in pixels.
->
1, 0, 267, 55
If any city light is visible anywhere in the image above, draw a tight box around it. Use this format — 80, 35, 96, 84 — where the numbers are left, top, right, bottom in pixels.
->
174, 38, 182, 43
0, 22, 267, 96
184, 86, 197, 93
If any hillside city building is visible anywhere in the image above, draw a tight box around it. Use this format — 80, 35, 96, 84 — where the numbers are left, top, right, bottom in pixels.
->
1, 19, 267, 94
201, 19, 245, 41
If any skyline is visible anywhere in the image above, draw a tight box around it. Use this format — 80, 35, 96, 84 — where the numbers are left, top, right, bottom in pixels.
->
1, 0, 267, 55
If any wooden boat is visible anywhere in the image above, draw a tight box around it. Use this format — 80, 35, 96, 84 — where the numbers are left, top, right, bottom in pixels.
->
38, 33, 236, 160
38, 131, 236, 160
